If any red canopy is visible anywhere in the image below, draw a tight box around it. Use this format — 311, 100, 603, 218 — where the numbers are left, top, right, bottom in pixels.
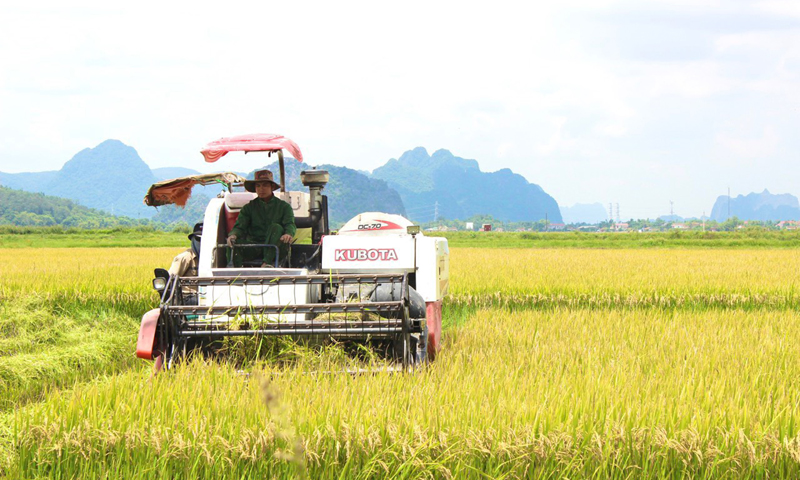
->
201, 134, 303, 163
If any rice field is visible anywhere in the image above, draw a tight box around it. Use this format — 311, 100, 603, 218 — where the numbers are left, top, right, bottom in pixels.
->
1, 246, 800, 478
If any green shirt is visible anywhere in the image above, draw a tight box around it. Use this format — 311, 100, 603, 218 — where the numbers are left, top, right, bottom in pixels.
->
230, 196, 296, 241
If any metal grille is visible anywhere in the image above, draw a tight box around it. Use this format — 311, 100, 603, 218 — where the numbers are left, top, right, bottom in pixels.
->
155, 272, 417, 368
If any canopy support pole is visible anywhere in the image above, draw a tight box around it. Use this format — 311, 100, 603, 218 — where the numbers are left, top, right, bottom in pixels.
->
278, 150, 286, 193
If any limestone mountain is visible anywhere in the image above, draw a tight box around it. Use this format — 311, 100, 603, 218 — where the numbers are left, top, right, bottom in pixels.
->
0, 140, 214, 224
5, 141, 566, 228
2, 140, 158, 218
710, 190, 800, 222
44, 140, 156, 218
0, 140, 404, 227
371, 147, 561, 223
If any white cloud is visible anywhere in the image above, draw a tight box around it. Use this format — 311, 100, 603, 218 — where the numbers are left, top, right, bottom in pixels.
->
714, 126, 780, 161
755, 0, 800, 17
596, 123, 628, 137
0, 0, 798, 219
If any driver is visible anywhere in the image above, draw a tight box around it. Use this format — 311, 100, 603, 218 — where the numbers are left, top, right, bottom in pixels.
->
226, 169, 296, 267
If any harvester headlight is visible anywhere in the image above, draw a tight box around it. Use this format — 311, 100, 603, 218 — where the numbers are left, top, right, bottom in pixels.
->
152, 277, 167, 291
407, 225, 421, 235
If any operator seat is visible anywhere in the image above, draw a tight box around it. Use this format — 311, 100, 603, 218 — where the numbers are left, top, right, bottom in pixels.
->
220, 191, 312, 268
222, 192, 257, 235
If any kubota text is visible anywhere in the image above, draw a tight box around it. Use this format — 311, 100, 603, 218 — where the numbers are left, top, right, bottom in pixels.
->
334, 248, 399, 261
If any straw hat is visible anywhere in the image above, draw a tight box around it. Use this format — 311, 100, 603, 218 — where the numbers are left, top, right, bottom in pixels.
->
244, 169, 281, 192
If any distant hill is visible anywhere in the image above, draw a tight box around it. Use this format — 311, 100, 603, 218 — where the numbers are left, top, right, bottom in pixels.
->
560, 203, 607, 224
0, 140, 158, 219
0, 186, 144, 228
371, 147, 561, 223
710, 190, 800, 222
249, 158, 406, 226
0, 140, 207, 225
0, 140, 403, 228
0, 170, 57, 193
44, 140, 156, 218
1, 141, 566, 228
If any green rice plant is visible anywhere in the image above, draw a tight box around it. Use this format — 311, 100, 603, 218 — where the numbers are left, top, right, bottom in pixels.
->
2, 247, 798, 313
10, 308, 800, 478
448, 248, 800, 311
0, 247, 172, 315
0, 296, 140, 411
429, 230, 800, 249
3, 246, 800, 478
0, 248, 172, 413
0, 227, 188, 249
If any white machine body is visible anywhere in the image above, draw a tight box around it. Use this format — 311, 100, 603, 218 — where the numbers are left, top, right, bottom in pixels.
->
322, 212, 450, 302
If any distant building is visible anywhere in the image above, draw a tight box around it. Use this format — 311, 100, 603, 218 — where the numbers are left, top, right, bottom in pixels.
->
465, 222, 474, 230
548, 223, 566, 231
672, 223, 688, 230
613, 222, 629, 231
480, 224, 492, 232
777, 220, 799, 230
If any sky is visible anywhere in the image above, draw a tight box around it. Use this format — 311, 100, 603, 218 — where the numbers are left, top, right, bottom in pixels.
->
0, 0, 798, 219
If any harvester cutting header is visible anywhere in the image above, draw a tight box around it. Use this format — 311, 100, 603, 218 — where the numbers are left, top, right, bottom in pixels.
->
137, 134, 449, 370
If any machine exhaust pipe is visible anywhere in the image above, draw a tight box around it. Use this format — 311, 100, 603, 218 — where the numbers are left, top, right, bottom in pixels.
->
301, 170, 329, 243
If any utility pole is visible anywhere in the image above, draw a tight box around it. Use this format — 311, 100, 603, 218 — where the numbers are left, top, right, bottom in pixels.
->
434, 201, 439, 222
669, 200, 674, 220
545, 212, 548, 231
702, 211, 706, 232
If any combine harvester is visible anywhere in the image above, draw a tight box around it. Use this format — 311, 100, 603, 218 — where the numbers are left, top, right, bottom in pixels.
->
136, 134, 449, 371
